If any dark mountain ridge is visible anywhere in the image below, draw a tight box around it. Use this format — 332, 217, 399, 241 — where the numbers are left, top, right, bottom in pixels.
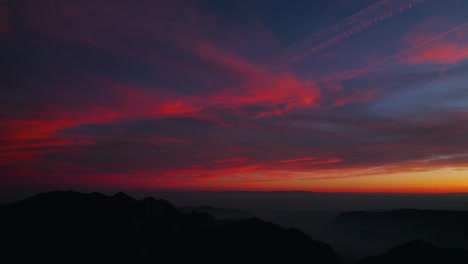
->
356, 240, 468, 264
1, 191, 340, 264
178, 205, 253, 219
5, 192, 468, 264
329, 208, 468, 259
334, 209, 468, 246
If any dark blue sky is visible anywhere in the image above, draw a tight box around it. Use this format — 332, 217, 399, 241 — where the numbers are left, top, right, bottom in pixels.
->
1, 0, 468, 192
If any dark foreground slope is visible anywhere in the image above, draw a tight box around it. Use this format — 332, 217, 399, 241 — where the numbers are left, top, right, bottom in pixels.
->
0, 191, 340, 264
331, 209, 468, 257
356, 240, 468, 264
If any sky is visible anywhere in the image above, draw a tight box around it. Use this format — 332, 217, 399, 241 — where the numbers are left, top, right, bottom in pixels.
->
1, 0, 468, 193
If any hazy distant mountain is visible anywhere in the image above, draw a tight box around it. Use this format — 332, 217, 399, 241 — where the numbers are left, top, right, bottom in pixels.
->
0, 191, 340, 264
356, 240, 468, 264
330, 209, 468, 257
178, 205, 253, 219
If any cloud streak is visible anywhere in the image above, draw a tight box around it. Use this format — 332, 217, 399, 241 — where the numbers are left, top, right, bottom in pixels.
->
342, 20, 468, 80
276, 0, 425, 67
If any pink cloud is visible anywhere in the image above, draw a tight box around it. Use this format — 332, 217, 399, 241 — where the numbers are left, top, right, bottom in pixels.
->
403, 20, 468, 64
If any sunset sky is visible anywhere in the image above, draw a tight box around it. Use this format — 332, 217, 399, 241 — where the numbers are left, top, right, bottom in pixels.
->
1, 0, 468, 193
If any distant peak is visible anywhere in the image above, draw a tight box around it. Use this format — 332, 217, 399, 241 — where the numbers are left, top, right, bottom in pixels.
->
113, 191, 129, 197
112, 191, 136, 202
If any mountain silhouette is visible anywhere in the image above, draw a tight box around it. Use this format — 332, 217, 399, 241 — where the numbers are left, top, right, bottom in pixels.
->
356, 240, 468, 264
330, 209, 468, 257
178, 205, 253, 219
0, 191, 341, 264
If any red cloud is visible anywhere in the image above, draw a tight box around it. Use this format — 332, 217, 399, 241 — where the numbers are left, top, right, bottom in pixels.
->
0, 75, 203, 167
211, 73, 321, 115
0, 63, 322, 170
407, 41, 468, 64
403, 22, 468, 64
15, 0, 322, 114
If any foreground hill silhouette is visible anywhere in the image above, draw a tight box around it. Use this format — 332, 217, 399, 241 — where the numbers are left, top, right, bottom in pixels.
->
356, 240, 468, 264
0, 191, 340, 264
331, 209, 468, 256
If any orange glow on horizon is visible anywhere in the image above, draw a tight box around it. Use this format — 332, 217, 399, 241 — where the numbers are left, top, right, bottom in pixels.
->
27, 168, 464, 194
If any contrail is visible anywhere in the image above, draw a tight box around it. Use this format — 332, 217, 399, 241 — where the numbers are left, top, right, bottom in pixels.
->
342, 20, 468, 80
275, 0, 425, 68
